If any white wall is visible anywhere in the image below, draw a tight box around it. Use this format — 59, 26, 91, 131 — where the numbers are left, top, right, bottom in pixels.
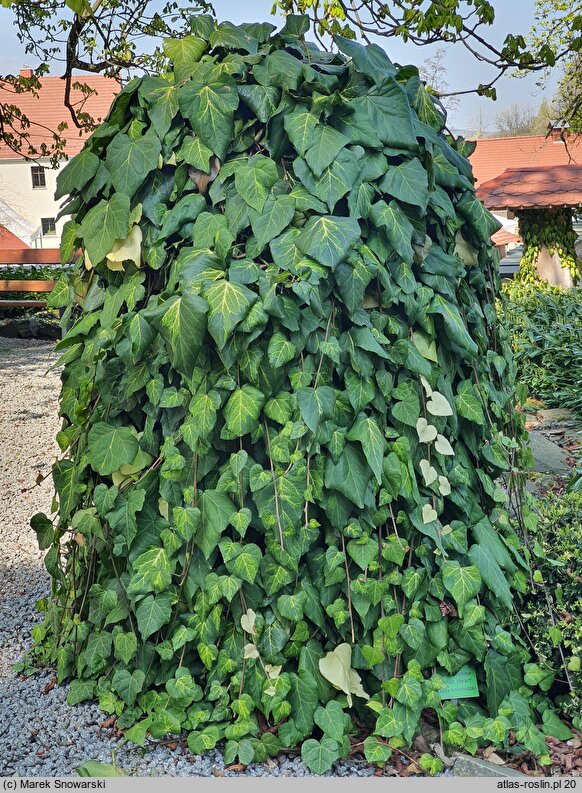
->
0, 157, 66, 248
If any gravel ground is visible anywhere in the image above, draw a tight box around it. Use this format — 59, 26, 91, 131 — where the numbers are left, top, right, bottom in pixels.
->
0, 338, 376, 778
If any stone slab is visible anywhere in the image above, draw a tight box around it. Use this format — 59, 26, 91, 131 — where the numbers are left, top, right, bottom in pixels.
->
537, 408, 575, 424
0, 317, 60, 340
452, 755, 525, 777
528, 431, 572, 476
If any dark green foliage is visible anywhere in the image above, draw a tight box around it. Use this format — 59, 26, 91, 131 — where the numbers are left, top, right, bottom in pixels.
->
30, 14, 549, 770
500, 281, 582, 415
519, 491, 582, 726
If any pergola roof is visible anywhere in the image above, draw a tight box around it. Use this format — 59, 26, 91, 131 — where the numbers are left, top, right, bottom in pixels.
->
476, 164, 582, 211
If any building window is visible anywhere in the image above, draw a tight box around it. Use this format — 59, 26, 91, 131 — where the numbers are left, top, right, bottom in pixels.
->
31, 166, 46, 189
41, 217, 56, 235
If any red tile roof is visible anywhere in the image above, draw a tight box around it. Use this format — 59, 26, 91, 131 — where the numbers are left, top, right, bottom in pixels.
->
491, 228, 520, 246
0, 225, 30, 250
469, 134, 582, 187
0, 75, 119, 159
477, 164, 582, 211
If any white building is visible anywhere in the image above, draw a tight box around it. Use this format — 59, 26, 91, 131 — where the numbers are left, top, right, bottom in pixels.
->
0, 70, 118, 250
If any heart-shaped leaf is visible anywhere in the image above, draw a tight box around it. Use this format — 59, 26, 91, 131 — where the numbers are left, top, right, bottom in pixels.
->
419, 375, 433, 396
244, 643, 259, 659
416, 417, 437, 443
419, 459, 438, 486
240, 608, 256, 634
438, 476, 451, 495
435, 434, 455, 456
422, 503, 437, 524
426, 391, 453, 417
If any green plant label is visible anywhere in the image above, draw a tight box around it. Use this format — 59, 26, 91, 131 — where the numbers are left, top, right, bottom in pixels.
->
439, 666, 479, 699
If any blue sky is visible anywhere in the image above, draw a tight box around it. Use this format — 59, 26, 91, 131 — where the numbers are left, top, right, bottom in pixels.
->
0, 0, 559, 131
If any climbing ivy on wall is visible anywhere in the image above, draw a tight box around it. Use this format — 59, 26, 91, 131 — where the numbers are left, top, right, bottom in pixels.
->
30, 14, 559, 772
517, 208, 580, 284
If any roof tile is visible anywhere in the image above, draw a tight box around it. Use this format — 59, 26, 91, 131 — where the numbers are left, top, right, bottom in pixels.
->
476, 164, 582, 210
469, 134, 582, 187
0, 75, 119, 159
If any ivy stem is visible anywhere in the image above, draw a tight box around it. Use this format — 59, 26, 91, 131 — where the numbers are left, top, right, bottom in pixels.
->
264, 420, 284, 550
341, 534, 355, 644
303, 457, 311, 530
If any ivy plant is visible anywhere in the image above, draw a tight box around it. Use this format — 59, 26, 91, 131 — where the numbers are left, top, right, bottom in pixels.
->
30, 13, 555, 771
516, 208, 580, 285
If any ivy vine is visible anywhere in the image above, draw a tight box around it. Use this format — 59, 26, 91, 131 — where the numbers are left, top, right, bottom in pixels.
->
30, 14, 562, 772
516, 208, 580, 285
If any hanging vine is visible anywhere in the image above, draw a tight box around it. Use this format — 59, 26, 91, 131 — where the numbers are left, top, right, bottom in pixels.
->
26, 14, 565, 773
517, 208, 580, 284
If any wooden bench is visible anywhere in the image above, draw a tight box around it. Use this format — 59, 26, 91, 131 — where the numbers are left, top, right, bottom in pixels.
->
0, 279, 56, 308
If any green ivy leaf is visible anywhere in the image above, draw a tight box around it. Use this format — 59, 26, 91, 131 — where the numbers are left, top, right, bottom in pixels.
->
369, 200, 414, 264
177, 68, 239, 160
301, 737, 339, 775
79, 194, 130, 265
297, 386, 336, 433
455, 380, 485, 425
135, 593, 173, 640
378, 158, 429, 211
324, 443, 373, 509
203, 279, 256, 349
87, 423, 139, 477
148, 293, 208, 378
197, 490, 236, 560
163, 36, 208, 82
106, 131, 161, 199
346, 413, 387, 484
223, 385, 265, 437
112, 668, 145, 705
235, 154, 279, 213
113, 632, 138, 665
267, 332, 297, 368
313, 701, 346, 742
296, 215, 360, 268
56, 148, 100, 200
442, 562, 482, 609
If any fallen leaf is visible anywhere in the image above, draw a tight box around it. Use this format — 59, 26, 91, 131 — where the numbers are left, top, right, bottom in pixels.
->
487, 752, 506, 765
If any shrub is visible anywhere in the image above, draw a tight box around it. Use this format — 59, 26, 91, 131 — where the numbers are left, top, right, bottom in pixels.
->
0, 264, 68, 318
500, 281, 582, 415
31, 14, 552, 771
521, 490, 582, 727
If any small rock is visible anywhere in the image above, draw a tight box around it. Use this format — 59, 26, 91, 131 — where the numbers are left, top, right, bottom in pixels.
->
452, 755, 525, 777
528, 431, 572, 476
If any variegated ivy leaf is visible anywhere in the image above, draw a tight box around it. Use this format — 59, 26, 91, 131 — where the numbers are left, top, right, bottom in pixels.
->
438, 476, 451, 496
419, 459, 438, 486
244, 643, 259, 659
240, 609, 256, 635
426, 391, 453, 417
422, 504, 438, 524
416, 417, 438, 443
318, 643, 370, 707
435, 434, 455, 456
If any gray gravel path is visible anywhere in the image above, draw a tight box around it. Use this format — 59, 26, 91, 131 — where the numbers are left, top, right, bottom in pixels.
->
0, 338, 376, 778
